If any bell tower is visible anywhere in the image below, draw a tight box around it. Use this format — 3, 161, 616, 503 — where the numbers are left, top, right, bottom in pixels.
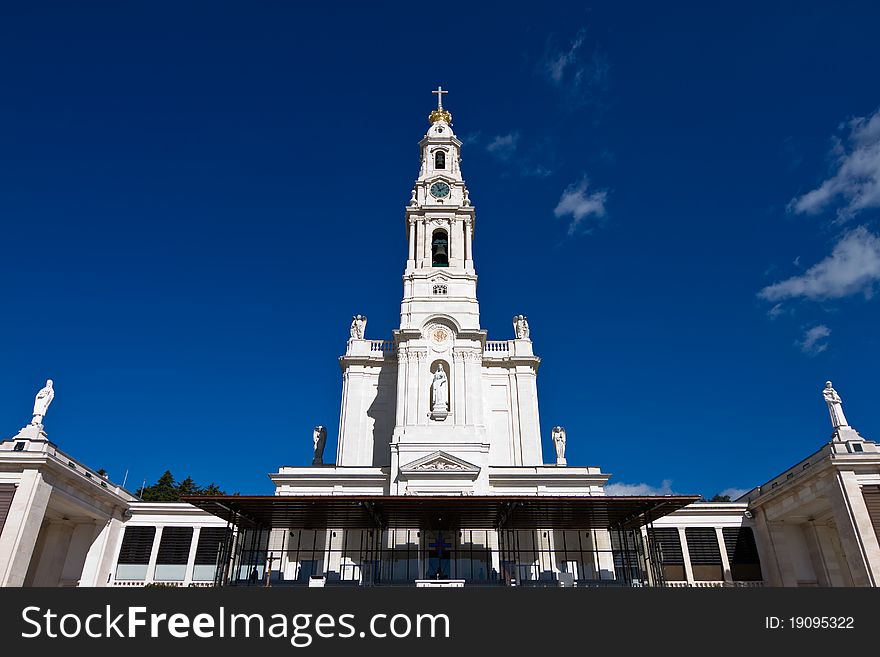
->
400, 86, 479, 333
388, 88, 490, 493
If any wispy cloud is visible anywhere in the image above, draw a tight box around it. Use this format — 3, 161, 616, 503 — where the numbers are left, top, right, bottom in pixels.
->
554, 176, 608, 235
542, 28, 609, 108
486, 132, 520, 161
605, 479, 676, 496
545, 29, 587, 83
758, 226, 880, 302
767, 303, 786, 319
788, 107, 880, 220
461, 131, 482, 146
484, 131, 552, 177
796, 324, 831, 355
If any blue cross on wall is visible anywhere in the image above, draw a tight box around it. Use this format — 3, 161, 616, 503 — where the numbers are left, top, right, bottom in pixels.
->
429, 532, 452, 556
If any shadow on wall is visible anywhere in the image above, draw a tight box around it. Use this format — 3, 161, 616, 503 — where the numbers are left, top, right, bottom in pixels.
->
367, 365, 397, 466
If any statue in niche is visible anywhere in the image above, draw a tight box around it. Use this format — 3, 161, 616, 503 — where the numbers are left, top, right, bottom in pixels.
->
31, 379, 54, 426
349, 315, 367, 340
312, 425, 327, 465
823, 381, 849, 429
552, 426, 567, 465
513, 315, 530, 339
431, 363, 449, 414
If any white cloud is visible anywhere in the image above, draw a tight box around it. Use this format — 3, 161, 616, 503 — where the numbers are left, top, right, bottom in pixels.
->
767, 303, 785, 319
553, 177, 608, 235
485, 132, 552, 177
758, 226, 880, 301
718, 487, 750, 501
546, 29, 586, 84
486, 132, 519, 160
461, 131, 482, 146
543, 28, 609, 109
796, 324, 831, 355
605, 479, 676, 496
788, 107, 880, 220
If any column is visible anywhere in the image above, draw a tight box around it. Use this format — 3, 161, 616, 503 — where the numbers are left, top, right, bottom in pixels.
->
465, 219, 473, 262
408, 219, 415, 262
406, 352, 418, 426
0, 469, 52, 587
146, 526, 163, 584
395, 351, 408, 427
750, 508, 784, 586
423, 221, 431, 264
715, 527, 734, 584
184, 526, 201, 586
830, 470, 880, 586
453, 352, 465, 426
336, 370, 351, 462
30, 521, 75, 586
508, 369, 523, 466
80, 516, 124, 587
677, 527, 695, 585
416, 352, 429, 426
59, 522, 102, 586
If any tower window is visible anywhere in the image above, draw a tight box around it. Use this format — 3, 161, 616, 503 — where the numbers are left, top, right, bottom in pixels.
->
432, 230, 449, 267
435, 150, 446, 169
433, 284, 448, 295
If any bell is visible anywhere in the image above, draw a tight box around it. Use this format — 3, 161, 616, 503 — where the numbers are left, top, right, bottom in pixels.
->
433, 242, 447, 258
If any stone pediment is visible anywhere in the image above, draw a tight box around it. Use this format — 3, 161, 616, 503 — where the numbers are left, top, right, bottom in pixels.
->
399, 451, 480, 479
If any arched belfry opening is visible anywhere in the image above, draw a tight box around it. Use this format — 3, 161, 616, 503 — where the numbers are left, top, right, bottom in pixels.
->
434, 150, 446, 169
432, 230, 449, 267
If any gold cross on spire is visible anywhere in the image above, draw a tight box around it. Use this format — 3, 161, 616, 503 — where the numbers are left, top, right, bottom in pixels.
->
431, 86, 448, 110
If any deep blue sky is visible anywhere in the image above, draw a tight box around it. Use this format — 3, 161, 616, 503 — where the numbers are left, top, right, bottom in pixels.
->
2, 2, 879, 497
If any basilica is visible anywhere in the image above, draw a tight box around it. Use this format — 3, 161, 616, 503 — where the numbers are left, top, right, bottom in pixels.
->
1, 92, 879, 588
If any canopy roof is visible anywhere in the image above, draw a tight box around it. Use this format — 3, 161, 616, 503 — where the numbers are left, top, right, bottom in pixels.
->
181, 494, 700, 531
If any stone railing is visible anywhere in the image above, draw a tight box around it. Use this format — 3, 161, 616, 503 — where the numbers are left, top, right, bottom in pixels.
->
112, 580, 215, 587
370, 340, 395, 353
664, 581, 765, 588
484, 341, 509, 353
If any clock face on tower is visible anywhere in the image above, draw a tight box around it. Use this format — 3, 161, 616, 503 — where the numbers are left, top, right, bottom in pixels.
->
429, 181, 451, 199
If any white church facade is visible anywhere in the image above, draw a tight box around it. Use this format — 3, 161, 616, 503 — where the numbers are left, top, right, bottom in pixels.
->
1, 92, 880, 588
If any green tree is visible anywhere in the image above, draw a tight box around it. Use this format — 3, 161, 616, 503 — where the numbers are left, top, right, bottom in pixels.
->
140, 470, 178, 501
137, 471, 227, 501
201, 483, 225, 496
176, 476, 200, 497
707, 494, 731, 502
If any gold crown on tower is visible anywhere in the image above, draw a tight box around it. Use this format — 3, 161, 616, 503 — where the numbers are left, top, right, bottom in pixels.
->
429, 86, 452, 124
428, 108, 452, 124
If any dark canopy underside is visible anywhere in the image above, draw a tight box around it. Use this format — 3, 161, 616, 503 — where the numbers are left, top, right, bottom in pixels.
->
181, 494, 700, 531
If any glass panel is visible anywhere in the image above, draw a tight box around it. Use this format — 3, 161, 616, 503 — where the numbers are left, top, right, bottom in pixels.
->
154, 564, 187, 581
115, 564, 148, 581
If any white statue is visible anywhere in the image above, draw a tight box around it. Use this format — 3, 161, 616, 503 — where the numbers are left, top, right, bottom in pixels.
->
513, 315, 530, 339
463, 189, 471, 206
31, 379, 54, 426
823, 381, 849, 429
431, 363, 449, 413
552, 426, 567, 465
312, 425, 327, 465
409, 189, 418, 206
349, 314, 367, 340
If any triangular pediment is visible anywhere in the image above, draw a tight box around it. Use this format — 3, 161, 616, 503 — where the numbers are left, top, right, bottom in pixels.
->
399, 451, 480, 477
